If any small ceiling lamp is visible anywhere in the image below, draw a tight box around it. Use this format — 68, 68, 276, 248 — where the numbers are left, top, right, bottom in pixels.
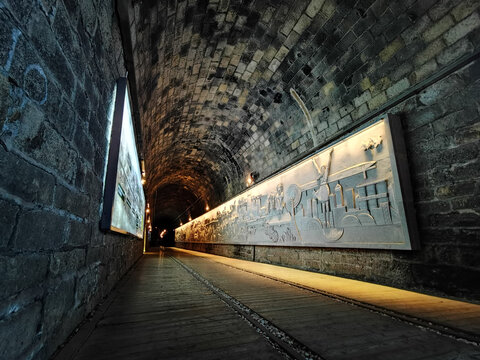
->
205, 204, 210, 211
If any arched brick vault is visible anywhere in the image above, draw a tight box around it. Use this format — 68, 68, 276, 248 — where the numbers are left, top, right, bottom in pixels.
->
151, 183, 204, 225
121, 0, 478, 226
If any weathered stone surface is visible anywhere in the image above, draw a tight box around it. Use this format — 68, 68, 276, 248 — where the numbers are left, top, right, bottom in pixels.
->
451, 0, 480, 21
14, 209, 67, 250
379, 37, 405, 62
75, 265, 100, 309
418, 74, 464, 105
410, 58, 438, 83
0, 74, 9, 130
367, 92, 387, 110
423, 14, 455, 42
415, 38, 446, 66
0, 199, 19, 248
444, 11, 480, 45
86, 245, 105, 265
0, 147, 55, 205
52, 1, 85, 80
43, 277, 75, 335
73, 123, 94, 165
54, 185, 90, 219
437, 37, 474, 65
26, 7, 75, 95
52, 97, 76, 140
16, 117, 78, 183
0, 254, 48, 300
67, 220, 91, 247
401, 15, 432, 44
0, 301, 42, 360
49, 249, 86, 276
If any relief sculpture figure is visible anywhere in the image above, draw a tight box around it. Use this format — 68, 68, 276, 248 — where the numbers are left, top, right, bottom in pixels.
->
285, 183, 302, 241
312, 149, 344, 242
268, 183, 285, 215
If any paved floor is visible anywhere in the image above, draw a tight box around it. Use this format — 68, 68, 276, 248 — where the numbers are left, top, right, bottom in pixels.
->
56, 249, 480, 360
173, 248, 480, 337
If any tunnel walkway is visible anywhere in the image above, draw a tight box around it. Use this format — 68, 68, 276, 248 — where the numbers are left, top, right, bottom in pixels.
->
55, 249, 480, 360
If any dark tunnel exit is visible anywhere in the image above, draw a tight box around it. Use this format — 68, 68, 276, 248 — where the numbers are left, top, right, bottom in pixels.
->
150, 216, 176, 247
147, 183, 209, 249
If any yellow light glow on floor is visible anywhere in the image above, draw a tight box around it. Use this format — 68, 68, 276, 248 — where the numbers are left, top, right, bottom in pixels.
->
171, 247, 480, 335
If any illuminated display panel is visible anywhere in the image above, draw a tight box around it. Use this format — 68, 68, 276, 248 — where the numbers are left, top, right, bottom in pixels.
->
101, 78, 145, 238
175, 115, 419, 250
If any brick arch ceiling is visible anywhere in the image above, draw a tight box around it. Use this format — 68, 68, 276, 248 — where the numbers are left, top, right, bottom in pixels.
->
129, 0, 402, 219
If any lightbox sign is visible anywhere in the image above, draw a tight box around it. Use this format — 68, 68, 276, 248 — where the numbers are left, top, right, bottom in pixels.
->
101, 78, 145, 238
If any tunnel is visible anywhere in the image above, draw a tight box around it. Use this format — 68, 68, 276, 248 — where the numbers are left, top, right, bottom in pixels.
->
0, 0, 479, 359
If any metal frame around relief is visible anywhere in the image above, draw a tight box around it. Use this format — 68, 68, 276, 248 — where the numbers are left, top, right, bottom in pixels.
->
175, 114, 419, 250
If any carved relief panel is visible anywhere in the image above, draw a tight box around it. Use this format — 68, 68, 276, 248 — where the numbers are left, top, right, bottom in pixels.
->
175, 115, 419, 250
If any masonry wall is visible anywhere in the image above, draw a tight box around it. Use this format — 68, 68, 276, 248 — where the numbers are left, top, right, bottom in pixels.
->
0, 2, 143, 359
176, 0, 480, 301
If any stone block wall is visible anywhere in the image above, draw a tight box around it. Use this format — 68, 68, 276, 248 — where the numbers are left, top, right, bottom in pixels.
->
0, 1, 143, 359
174, 0, 480, 301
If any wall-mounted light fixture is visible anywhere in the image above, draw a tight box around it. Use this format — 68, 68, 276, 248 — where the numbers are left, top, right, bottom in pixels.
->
188, 214, 192, 222
205, 204, 210, 211
140, 159, 146, 185
145, 203, 151, 232
246, 172, 259, 186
